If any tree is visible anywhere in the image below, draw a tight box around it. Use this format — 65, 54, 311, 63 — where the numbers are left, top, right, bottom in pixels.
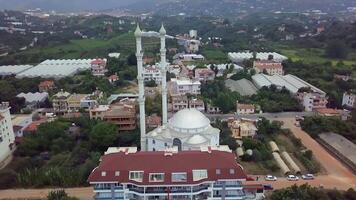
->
127, 53, 137, 66
325, 40, 348, 59
89, 122, 118, 151
47, 190, 79, 200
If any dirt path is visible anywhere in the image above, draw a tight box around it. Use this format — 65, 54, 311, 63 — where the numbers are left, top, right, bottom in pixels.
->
0, 187, 93, 200
280, 118, 356, 187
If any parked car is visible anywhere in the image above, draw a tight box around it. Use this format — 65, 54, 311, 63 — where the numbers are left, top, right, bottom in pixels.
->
265, 175, 277, 181
302, 174, 314, 180
287, 175, 299, 181
263, 184, 273, 190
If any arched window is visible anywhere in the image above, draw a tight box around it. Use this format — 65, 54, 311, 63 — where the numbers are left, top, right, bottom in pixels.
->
173, 138, 182, 151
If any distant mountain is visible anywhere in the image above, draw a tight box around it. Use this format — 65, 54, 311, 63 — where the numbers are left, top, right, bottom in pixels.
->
0, 0, 355, 14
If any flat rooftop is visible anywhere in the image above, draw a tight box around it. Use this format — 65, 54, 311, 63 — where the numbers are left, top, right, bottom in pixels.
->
319, 133, 356, 166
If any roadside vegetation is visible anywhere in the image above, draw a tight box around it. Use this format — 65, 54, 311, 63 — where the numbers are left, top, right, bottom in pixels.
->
301, 116, 356, 144
268, 184, 356, 200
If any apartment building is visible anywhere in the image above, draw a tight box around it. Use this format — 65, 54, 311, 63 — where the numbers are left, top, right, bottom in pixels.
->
0, 102, 15, 167
88, 147, 265, 200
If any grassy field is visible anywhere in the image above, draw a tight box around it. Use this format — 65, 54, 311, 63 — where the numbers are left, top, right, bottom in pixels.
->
201, 48, 229, 63
8, 32, 161, 63
276, 45, 356, 67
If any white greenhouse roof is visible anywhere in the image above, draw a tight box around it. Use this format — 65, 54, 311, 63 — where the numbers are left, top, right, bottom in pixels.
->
228, 52, 288, 62
17, 92, 49, 103
252, 74, 325, 95
0, 65, 34, 76
16, 59, 98, 79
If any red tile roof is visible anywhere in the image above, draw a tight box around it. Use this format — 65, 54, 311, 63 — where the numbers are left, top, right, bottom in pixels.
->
315, 108, 341, 115
39, 80, 54, 88
91, 59, 106, 65
88, 150, 247, 185
24, 119, 47, 132
254, 60, 282, 70
237, 103, 255, 110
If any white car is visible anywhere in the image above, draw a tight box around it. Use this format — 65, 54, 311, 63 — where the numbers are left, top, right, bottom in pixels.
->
287, 175, 299, 181
302, 174, 314, 180
265, 175, 277, 181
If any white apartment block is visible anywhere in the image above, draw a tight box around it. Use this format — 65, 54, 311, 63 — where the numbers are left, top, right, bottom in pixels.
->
172, 78, 201, 95
143, 65, 162, 84
342, 92, 356, 109
0, 102, 15, 167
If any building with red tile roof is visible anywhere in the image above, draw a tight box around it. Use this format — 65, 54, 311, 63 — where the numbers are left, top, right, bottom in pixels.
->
253, 60, 283, 75
87, 147, 264, 199
38, 80, 55, 92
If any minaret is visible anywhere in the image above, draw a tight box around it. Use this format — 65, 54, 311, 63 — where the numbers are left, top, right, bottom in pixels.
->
159, 24, 168, 126
135, 24, 147, 150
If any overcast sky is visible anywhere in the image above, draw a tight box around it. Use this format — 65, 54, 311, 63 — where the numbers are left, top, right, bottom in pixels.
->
0, 0, 144, 11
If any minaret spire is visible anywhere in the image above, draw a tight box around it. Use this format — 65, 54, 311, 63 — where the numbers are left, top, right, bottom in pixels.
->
159, 24, 168, 126
135, 23, 147, 150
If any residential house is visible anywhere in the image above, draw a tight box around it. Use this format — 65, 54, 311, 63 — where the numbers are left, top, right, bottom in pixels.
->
253, 60, 283, 75
143, 65, 162, 84
171, 78, 201, 95
91, 58, 107, 76
342, 91, 356, 109
52, 90, 71, 115
38, 80, 55, 92
228, 119, 257, 139
146, 114, 161, 128
189, 98, 205, 112
207, 103, 221, 114
171, 94, 188, 112
89, 99, 137, 131
194, 68, 215, 82
107, 74, 119, 84
236, 102, 255, 114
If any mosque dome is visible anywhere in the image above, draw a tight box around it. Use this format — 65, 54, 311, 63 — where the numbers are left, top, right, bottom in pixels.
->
168, 108, 211, 133
187, 134, 208, 145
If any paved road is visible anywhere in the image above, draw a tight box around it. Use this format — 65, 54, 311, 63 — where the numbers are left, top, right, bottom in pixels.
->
206, 111, 314, 121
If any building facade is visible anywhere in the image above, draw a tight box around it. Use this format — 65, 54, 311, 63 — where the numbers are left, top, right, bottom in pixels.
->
253, 60, 283, 76
194, 68, 215, 82
342, 91, 356, 109
228, 119, 257, 139
91, 59, 108, 76
38, 80, 55, 92
143, 65, 162, 84
90, 100, 137, 131
236, 102, 255, 115
172, 79, 201, 95
0, 102, 15, 167
171, 95, 188, 112
297, 92, 328, 112
88, 147, 265, 200
52, 90, 71, 115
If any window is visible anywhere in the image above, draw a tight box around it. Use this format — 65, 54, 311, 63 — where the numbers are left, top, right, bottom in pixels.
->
172, 172, 187, 182
115, 171, 120, 176
149, 173, 164, 182
129, 171, 144, 182
101, 171, 106, 176
230, 169, 235, 174
192, 169, 208, 181
216, 169, 221, 175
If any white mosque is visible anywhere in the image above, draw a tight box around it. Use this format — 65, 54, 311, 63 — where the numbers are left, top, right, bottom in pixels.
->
135, 24, 220, 151
146, 109, 220, 151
